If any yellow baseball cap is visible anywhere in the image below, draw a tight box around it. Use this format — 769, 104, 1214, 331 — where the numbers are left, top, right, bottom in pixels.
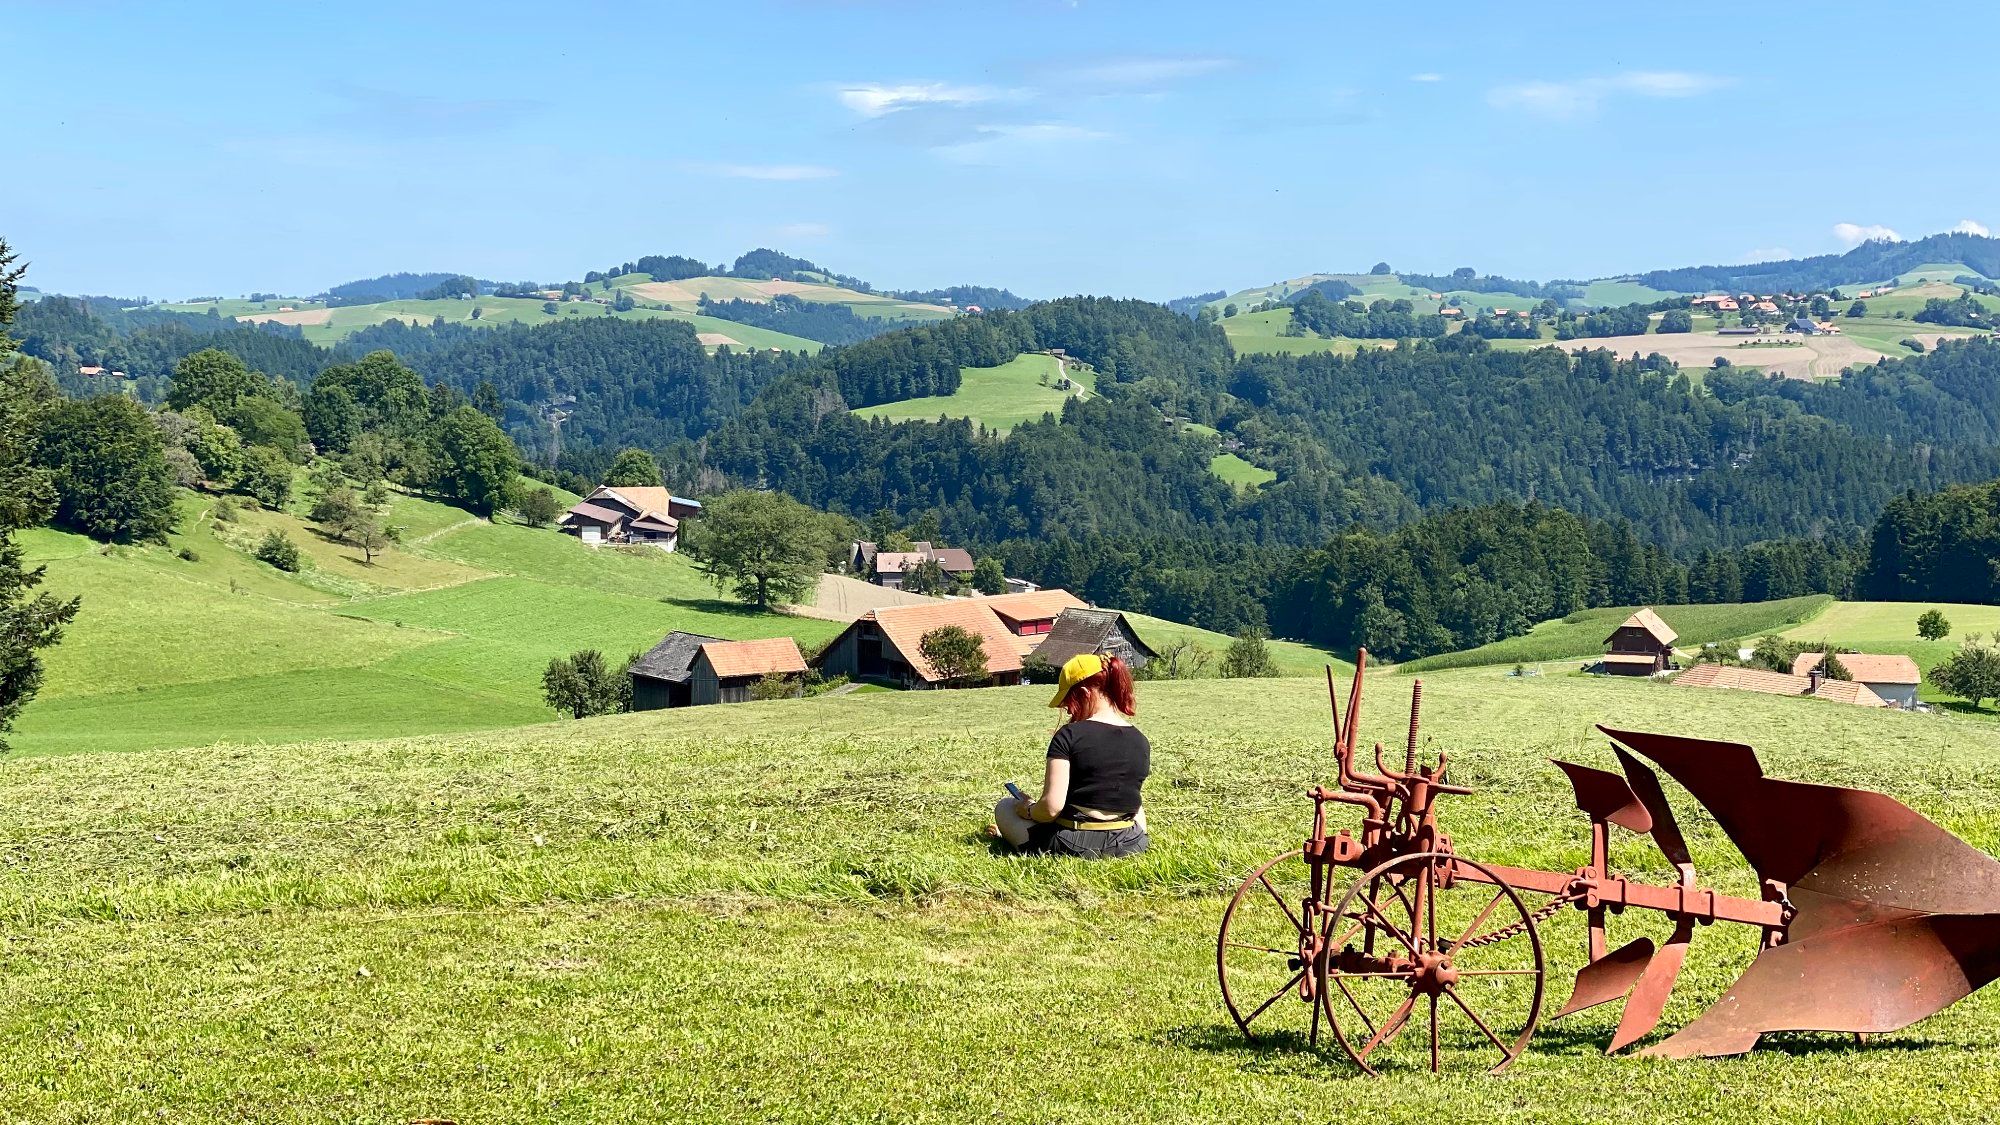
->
1048, 653, 1104, 708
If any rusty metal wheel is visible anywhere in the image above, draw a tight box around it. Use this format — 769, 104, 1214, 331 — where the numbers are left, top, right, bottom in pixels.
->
1217, 850, 1337, 1050
1319, 851, 1546, 1074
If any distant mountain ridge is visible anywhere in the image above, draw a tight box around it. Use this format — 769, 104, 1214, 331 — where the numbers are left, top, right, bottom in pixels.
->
1620, 232, 2000, 295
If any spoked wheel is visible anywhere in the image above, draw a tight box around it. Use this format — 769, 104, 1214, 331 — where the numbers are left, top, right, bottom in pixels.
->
1320, 851, 1546, 1074
1217, 850, 1337, 1050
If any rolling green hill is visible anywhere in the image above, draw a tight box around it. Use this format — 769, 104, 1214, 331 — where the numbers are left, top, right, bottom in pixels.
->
11, 486, 842, 756
851, 352, 1093, 432
1217, 307, 1391, 356
596, 273, 958, 322
1, 670, 1994, 1118
1396, 596, 1836, 673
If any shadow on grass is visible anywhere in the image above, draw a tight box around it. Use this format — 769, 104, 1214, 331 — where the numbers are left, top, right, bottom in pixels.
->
661, 596, 782, 620
1933, 701, 1998, 720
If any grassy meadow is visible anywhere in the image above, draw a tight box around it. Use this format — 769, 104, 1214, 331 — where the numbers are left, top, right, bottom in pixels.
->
3, 672, 1998, 1120
1208, 451, 1276, 490
1397, 596, 1835, 673
851, 352, 1092, 432
10, 485, 840, 757
1774, 601, 2000, 707
1219, 307, 1390, 356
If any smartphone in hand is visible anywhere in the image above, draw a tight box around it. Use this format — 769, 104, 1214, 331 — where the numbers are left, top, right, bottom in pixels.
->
1004, 782, 1028, 802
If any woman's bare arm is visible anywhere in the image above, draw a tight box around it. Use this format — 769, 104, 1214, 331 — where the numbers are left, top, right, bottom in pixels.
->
1022, 758, 1069, 823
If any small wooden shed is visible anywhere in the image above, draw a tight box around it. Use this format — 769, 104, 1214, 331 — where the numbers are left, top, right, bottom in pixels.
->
1603, 608, 1678, 676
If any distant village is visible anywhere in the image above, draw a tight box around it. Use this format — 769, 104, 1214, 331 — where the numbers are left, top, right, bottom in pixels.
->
548, 480, 1158, 708
1596, 607, 1923, 710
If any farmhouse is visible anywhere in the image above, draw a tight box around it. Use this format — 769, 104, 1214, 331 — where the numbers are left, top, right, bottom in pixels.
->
1790, 652, 1922, 709
558, 485, 701, 551
1675, 663, 1889, 708
976, 589, 1088, 638
1601, 607, 1678, 676
812, 601, 1024, 688
1031, 607, 1159, 670
1785, 316, 1825, 335
853, 540, 977, 589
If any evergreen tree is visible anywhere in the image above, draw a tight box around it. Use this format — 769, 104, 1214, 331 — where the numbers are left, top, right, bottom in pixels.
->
37, 395, 177, 543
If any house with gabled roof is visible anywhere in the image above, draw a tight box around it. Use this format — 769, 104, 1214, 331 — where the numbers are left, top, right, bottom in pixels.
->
1790, 652, 1921, 708
689, 638, 807, 704
558, 485, 701, 551
811, 601, 1024, 688
1031, 607, 1158, 671
976, 589, 1088, 638
1675, 663, 1889, 708
1602, 607, 1678, 676
859, 539, 977, 589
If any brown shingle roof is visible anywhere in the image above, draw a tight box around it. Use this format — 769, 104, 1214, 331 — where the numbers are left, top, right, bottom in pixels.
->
872, 551, 927, 575
931, 548, 976, 573
976, 589, 1088, 627
867, 601, 1023, 681
698, 638, 806, 679
593, 486, 682, 530
1791, 652, 1921, 684
1674, 662, 1889, 707
1609, 607, 1678, 646
561, 501, 627, 526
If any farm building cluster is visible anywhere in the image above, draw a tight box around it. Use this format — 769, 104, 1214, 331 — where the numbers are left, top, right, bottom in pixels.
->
629, 589, 1157, 708
1597, 606, 1925, 710
558, 485, 702, 551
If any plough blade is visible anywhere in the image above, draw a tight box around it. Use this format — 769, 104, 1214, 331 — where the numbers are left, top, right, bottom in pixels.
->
1552, 759, 1652, 833
1609, 920, 1691, 1052
1603, 726, 2000, 1057
1557, 937, 1654, 1018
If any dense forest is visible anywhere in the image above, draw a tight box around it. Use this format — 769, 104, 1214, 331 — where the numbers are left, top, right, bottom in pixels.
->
696, 295, 921, 345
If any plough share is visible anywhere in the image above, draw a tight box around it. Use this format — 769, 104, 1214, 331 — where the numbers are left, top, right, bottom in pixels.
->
1216, 651, 2000, 1073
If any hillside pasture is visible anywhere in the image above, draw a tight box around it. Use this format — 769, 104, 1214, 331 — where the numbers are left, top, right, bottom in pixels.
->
1208, 451, 1275, 491
1219, 307, 1391, 357
850, 352, 1090, 432
612, 274, 954, 321
271, 295, 821, 352
1774, 601, 2000, 707
1, 672, 1997, 1118
1397, 596, 1835, 673
1580, 279, 1688, 306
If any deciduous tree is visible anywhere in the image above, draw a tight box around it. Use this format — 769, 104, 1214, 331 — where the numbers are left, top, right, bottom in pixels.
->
919, 624, 988, 687
1918, 609, 1951, 642
691, 489, 831, 608
542, 649, 629, 717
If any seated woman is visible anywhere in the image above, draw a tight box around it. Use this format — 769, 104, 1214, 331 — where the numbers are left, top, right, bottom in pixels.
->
992, 653, 1150, 859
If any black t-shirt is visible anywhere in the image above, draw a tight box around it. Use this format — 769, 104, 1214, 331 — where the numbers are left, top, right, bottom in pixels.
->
1047, 719, 1150, 819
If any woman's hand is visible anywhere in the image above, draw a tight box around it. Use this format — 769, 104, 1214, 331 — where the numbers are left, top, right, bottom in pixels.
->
1013, 798, 1034, 821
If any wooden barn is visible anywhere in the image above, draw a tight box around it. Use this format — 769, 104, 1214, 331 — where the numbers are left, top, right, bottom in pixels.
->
1602, 608, 1678, 676
688, 638, 807, 705
628, 631, 722, 709
976, 589, 1088, 639
1030, 607, 1158, 671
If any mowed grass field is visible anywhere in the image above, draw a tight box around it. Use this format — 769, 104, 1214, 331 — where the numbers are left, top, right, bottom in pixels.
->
1219, 307, 1394, 356
1208, 451, 1276, 490
1397, 596, 1835, 673
851, 352, 1092, 432
1775, 601, 2000, 707
2, 672, 1998, 1120
10, 485, 841, 756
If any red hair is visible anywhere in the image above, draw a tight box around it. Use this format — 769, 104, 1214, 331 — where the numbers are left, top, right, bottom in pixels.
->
1062, 654, 1137, 722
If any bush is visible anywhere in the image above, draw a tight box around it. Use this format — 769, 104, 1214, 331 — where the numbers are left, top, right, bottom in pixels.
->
1220, 630, 1279, 678
254, 530, 302, 572
212, 497, 238, 523
748, 673, 801, 701
919, 625, 989, 687
1918, 609, 1952, 642
541, 649, 630, 718
176, 546, 200, 562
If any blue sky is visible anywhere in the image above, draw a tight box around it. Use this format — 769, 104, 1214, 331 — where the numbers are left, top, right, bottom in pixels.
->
7, 1, 1997, 301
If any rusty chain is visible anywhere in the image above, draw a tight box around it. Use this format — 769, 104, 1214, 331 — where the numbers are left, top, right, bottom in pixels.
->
1453, 892, 1580, 950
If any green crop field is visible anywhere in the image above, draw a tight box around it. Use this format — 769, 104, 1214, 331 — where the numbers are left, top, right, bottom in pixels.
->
1209, 451, 1276, 490
1836, 317, 1984, 356
1397, 596, 1835, 673
157, 297, 324, 318
2, 671, 1996, 1120
851, 352, 1092, 432
1839, 282, 2000, 321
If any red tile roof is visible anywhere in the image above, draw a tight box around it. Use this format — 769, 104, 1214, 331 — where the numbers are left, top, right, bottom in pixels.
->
975, 589, 1087, 627
1791, 652, 1921, 684
1674, 663, 1889, 706
866, 601, 1023, 681
698, 638, 806, 679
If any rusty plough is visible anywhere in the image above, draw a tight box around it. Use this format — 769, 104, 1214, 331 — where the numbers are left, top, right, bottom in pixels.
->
1216, 651, 2000, 1073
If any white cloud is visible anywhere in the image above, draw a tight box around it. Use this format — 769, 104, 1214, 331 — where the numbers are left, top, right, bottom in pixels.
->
837, 82, 997, 118
771, 222, 831, 241
697, 162, 838, 181
1046, 55, 1234, 88
932, 122, 1109, 165
1487, 71, 1730, 119
1833, 222, 1902, 247
1953, 218, 1991, 237
1409, 72, 1444, 83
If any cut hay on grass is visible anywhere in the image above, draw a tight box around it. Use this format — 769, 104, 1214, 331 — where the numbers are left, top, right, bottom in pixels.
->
695, 331, 744, 347
2, 672, 1997, 1119
1552, 330, 1964, 378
